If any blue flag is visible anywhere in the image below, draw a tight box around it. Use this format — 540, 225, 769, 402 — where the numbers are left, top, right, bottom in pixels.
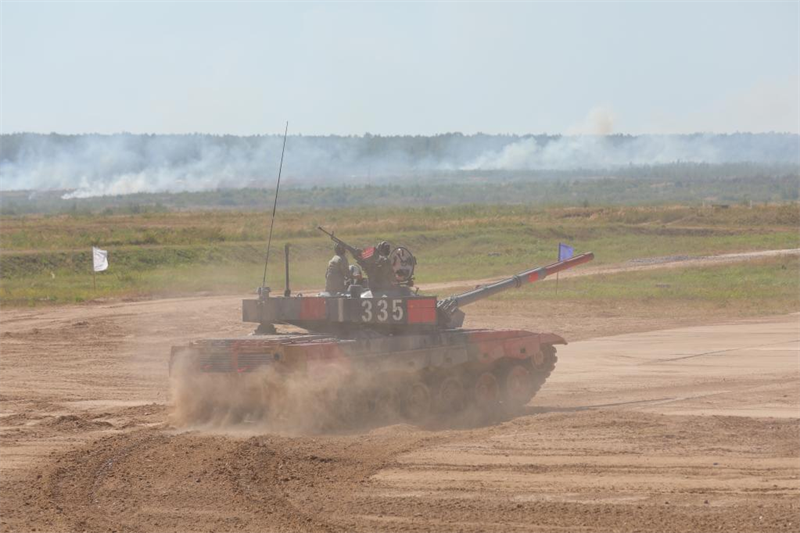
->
558, 243, 574, 261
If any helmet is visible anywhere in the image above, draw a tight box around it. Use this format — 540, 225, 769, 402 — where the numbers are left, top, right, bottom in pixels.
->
377, 241, 391, 257
334, 243, 346, 256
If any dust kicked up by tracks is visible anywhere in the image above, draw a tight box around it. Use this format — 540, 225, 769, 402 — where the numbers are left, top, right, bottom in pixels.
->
168, 360, 411, 434
168, 359, 524, 439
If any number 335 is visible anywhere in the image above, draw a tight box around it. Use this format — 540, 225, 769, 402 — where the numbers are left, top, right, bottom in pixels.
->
361, 299, 403, 322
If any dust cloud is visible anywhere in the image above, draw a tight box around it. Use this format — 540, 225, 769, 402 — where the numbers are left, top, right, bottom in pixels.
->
168, 354, 511, 435
169, 357, 406, 434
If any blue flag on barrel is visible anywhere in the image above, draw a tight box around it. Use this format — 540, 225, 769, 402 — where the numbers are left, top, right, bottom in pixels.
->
558, 243, 574, 262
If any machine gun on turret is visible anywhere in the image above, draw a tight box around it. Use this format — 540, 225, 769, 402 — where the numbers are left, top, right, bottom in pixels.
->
317, 226, 365, 259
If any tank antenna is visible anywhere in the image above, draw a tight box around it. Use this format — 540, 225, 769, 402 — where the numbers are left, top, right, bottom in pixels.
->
261, 121, 289, 289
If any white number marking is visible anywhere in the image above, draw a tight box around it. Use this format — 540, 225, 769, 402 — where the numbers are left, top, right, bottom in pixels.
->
361, 300, 372, 321
377, 299, 389, 322
362, 299, 404, 322
392, 299, 404, 321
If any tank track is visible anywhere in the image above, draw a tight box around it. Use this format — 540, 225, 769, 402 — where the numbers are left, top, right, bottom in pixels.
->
170, 333, 561, 428
348, 344, 558, 424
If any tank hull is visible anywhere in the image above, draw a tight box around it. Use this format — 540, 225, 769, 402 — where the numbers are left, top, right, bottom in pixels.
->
170, 329, 563, 426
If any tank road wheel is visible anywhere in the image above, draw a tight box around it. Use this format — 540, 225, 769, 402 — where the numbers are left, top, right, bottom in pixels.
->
401, 381, 432, 421
524, 345, 558, 407
501, 363, 534, 411
473, 371, 500, 412
532, 345, 558, 376
436, 377, 465, 414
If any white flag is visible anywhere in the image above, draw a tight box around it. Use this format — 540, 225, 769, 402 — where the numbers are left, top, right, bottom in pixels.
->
92, 247, 108, 272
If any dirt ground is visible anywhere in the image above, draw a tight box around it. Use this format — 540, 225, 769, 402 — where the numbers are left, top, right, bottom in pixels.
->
1, 281, 798, 532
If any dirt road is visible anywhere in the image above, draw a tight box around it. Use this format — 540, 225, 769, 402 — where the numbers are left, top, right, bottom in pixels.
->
1, 293, 798, 532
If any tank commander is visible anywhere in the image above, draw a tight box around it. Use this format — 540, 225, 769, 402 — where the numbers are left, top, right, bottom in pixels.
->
325, 243, 350, 294
359, 241, 396, 291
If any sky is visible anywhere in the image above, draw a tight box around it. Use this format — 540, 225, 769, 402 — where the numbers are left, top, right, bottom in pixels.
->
1, 1, 798, 136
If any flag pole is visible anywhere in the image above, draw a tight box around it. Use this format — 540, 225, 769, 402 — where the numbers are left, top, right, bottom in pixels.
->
556, 243, 560, 297
261, 122, 289, 290
93, 268, 96, 291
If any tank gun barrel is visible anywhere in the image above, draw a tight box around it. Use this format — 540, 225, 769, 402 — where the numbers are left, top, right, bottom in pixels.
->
437, 252, 594, 325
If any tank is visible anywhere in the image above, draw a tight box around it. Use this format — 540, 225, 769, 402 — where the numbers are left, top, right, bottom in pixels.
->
169, 229, 594, 427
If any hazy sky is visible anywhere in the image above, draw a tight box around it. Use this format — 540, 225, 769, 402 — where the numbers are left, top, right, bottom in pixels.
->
2, 1, 798, 135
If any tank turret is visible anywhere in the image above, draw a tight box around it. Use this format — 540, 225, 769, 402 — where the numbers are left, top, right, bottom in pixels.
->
241, 241, 593, 335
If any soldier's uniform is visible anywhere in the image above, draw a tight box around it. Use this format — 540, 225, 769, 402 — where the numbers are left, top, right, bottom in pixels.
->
358, 241, 396, 291
325, 253, 349, 294
367, 255, 395, 290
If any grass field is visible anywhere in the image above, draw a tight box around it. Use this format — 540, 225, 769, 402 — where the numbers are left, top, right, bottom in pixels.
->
1, 203, 798, 309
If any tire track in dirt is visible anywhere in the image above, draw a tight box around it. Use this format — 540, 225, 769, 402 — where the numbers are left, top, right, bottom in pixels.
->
10, 425, 457, 533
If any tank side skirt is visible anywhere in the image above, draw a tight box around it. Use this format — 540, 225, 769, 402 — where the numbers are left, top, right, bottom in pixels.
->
172, 330, 560, 377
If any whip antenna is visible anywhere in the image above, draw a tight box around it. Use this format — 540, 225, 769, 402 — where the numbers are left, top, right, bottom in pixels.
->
261, 121, 289, 289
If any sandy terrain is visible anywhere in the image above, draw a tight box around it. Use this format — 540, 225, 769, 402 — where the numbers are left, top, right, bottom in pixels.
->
0, 284, 798, 531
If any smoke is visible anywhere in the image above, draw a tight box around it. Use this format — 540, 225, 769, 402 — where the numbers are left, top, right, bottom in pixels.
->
1, 134, 290, 199
567, 106, 616, 136
1, 131, 797, 198
461, 133, 797, 171
462, 107, 798, 170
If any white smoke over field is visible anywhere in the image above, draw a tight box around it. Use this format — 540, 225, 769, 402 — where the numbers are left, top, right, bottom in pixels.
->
462, 134, 728, 170
461, 107, 796, 170
1, 131, 797, 198
567, 106, 616, 136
